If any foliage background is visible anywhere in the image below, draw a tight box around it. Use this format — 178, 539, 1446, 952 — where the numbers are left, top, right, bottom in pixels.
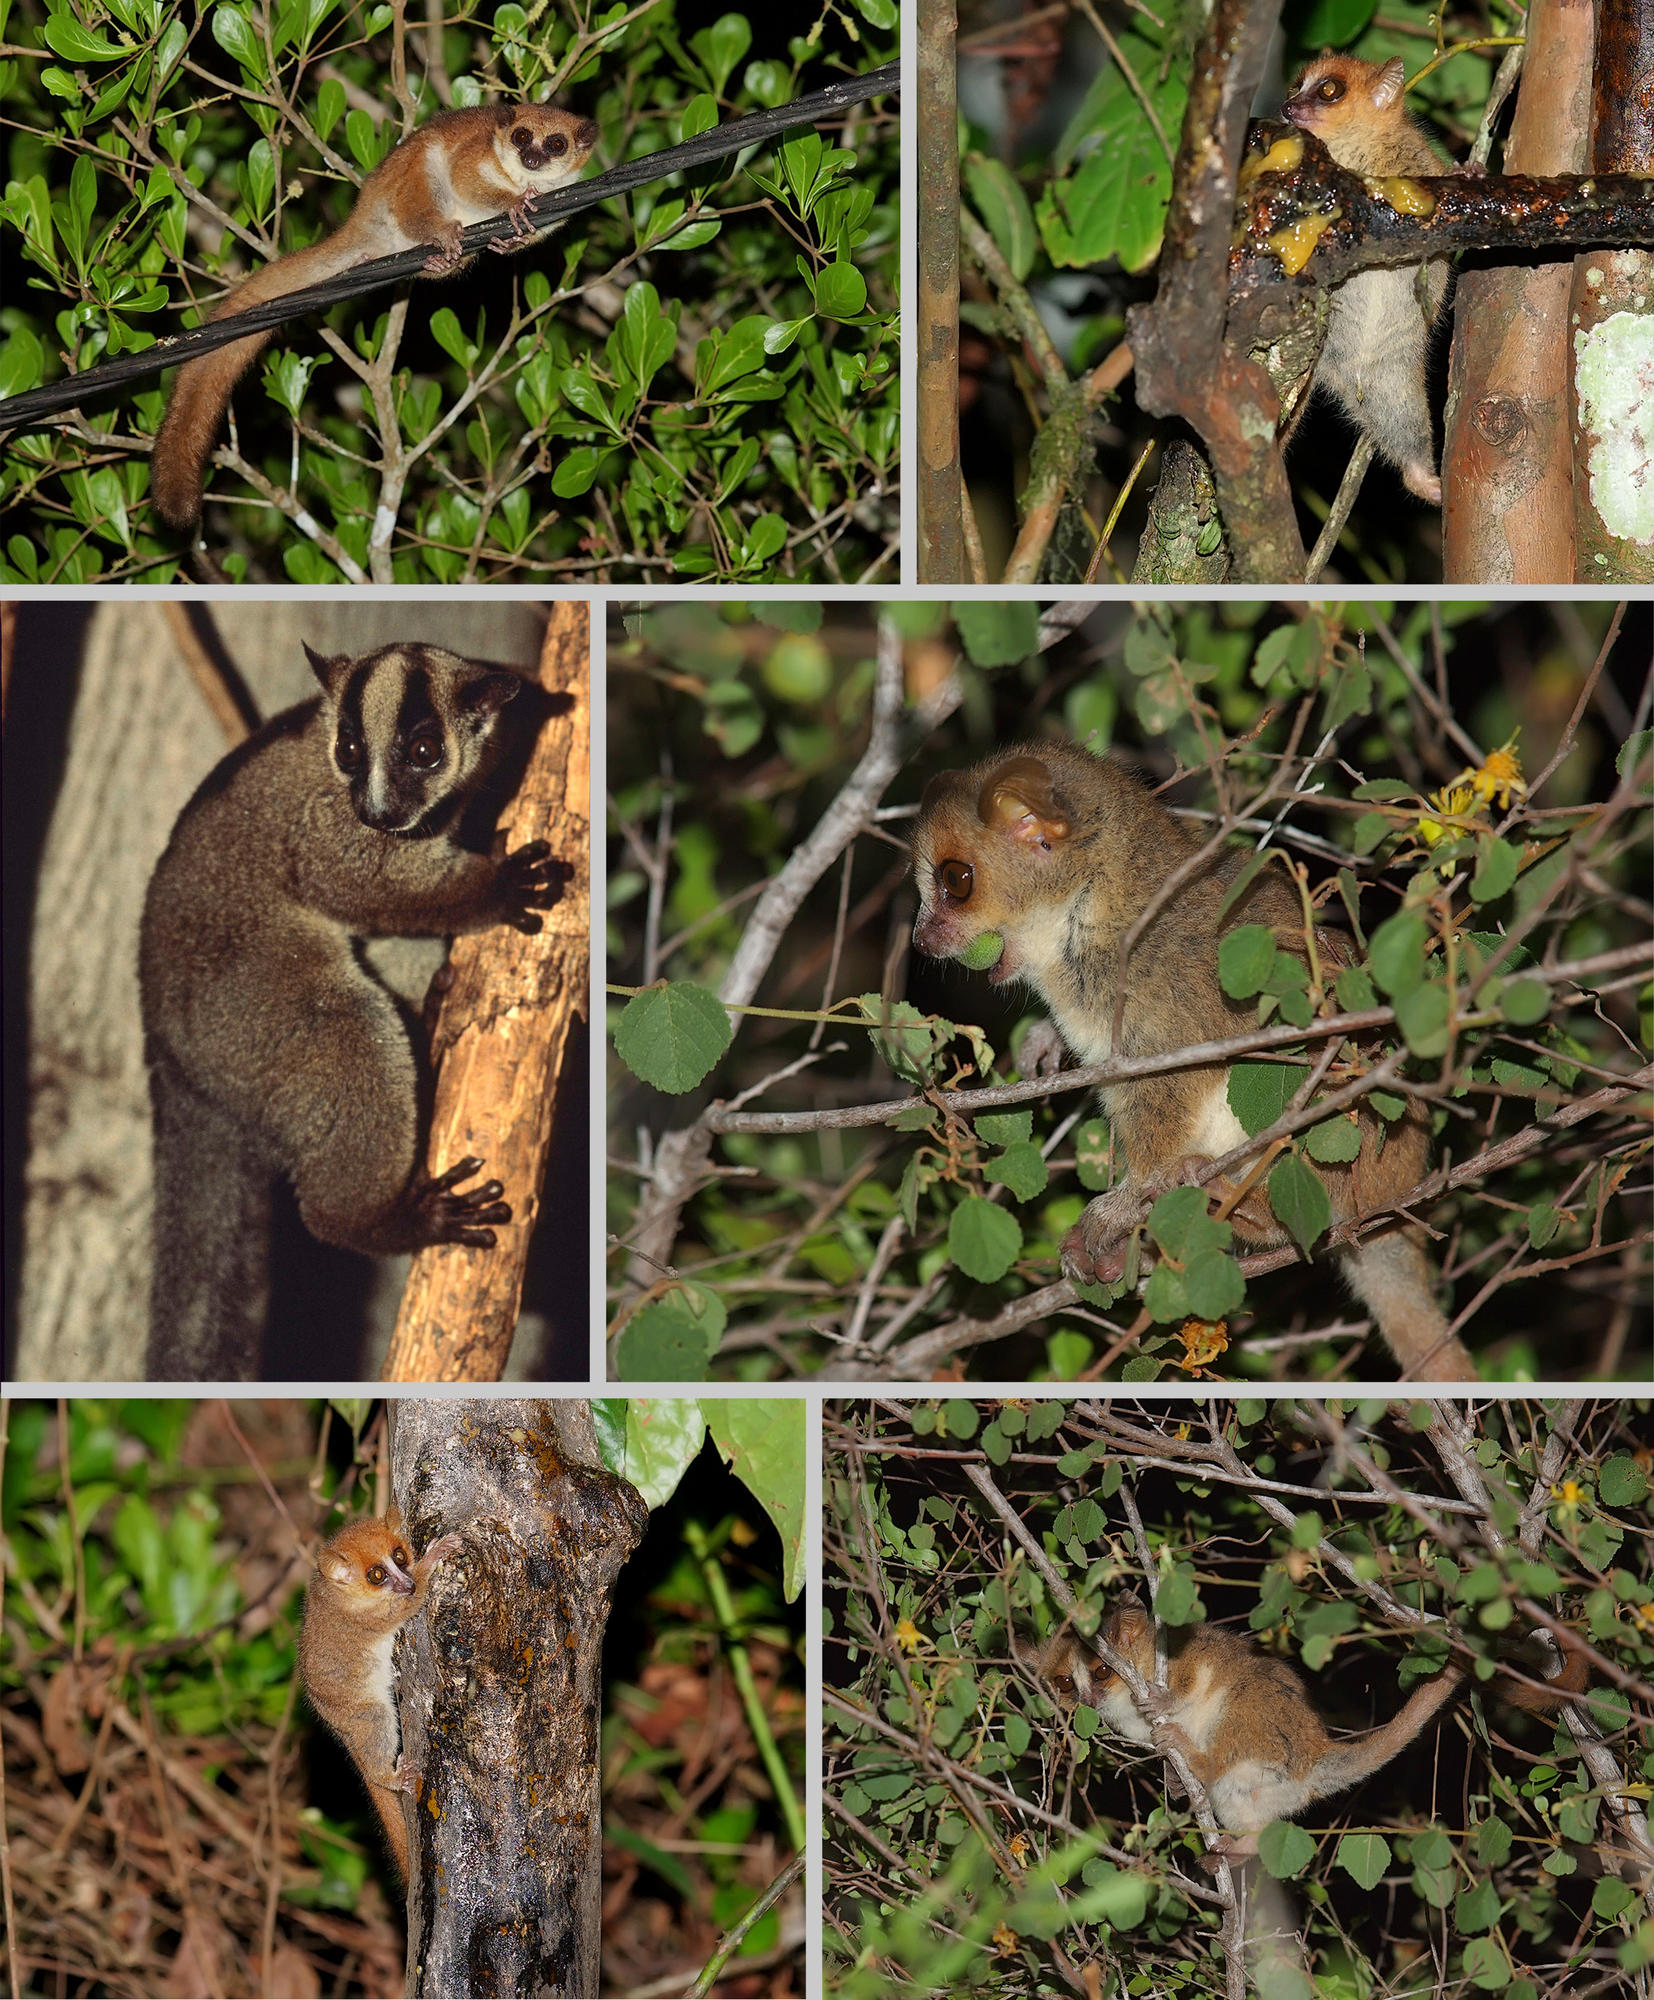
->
0, 1397, 807, 1998
824, 1395, 1654, 1999
606, 598, 1651, 1383
0, 0, 898, 583
955, 0, 1504, 581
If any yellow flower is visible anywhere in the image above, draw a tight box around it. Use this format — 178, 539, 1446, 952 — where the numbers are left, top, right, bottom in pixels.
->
1456, 732, 1526, 811
1176, 1318, 1229, 1370
895, 1616, 925, 1654
1417, 782, 1477, 847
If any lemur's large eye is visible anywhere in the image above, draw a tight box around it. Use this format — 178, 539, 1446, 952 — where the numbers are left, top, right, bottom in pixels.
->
547, 133, 568, 155
1318, 77, 1343, 102
336, 725, 364, 771
365, 1563, 387, 1587
938, 859, 973, 902
406, 724, 444, 770
512, 126, 532, 147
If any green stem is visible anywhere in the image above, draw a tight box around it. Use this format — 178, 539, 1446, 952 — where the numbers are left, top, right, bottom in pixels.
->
684, 1519, 806, 1854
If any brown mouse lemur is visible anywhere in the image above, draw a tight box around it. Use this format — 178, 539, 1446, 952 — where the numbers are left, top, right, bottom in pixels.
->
141, 643, 555, 1379
911, 741, 1477, 1381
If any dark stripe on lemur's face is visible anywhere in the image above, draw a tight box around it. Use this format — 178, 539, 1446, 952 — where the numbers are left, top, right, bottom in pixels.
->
336, 649, 450, 837
310, 641, 519, 838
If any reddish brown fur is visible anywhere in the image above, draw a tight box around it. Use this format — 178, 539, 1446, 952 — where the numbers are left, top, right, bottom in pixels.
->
1040, 1600, 1462, 1844
151, 104, 598, 529
297, 1507, 461, 1877
911, 743, 1477, 1379
1279, 54, 1449, 504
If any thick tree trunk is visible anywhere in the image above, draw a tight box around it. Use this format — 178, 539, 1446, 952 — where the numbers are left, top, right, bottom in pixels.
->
390, 1400, 647, 2000
1441, 1, 1593, 582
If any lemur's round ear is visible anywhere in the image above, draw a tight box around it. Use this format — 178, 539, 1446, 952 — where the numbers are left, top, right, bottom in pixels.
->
459, 670, 525, 715
979, 754, 1071, 847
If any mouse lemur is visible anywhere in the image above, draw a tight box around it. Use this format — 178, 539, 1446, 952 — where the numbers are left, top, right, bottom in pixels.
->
141, 642, 556, 1379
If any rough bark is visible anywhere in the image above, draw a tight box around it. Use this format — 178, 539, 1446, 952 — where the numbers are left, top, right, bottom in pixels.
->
1132, 438, 1231, 583
1442, 2, 1594, 582
1127, 0, 1304, 584
390, 1400, 648, 2000
383, 604, 591, 1383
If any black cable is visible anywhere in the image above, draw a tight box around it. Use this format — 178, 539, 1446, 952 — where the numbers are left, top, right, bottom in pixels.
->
0, 61, 900, 434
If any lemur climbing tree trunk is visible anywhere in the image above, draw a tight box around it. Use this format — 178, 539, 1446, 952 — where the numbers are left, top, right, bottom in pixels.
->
389, 1399, 647, 2000
383, 602, 592, 1382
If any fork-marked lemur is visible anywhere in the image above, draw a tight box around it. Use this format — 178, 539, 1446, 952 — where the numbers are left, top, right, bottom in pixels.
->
141, 643, 556, 1379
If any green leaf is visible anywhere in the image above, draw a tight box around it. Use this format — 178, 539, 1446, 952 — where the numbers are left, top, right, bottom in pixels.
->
1074, 1119, 1113, 1191
211, 3, 265, 73
1153, 1564, 1201, 1625
951, 600, 1041, 666
1615, 727, 1653, 779
985, 1141, 1048, 1201
1352, 810, 1393, 856
1599, 1453, 1648, 1507
975, 1109, 1032, 1146
1304, 1113, 1362, 1163
1526, 1201, 1561, 1249
1295, 0, 1377, 43
613, 1282, 726, 1380
428, 308, 477, 367
1471, 835, 1521, 905
611, 1397, 706, 1506
1218, 924, 1277, 998
43, 12, 129, 58
551, 445, 615, 497
1142, 1261, 1188, 1321
1395, 982, 1449, 1058
1037, 31, 1182, 272
941, 1398, 979, 1439
1228, 1061, 1298, 1137
704, 1399, 806, 1600
1455, 1877, 1502, 1934
948, 1198, 1022, 1282
963, 157, 1037, 281
814, 261, 867, 320
612, 982, 732, 1092
1335, 1831, 1390, 1891
1368, 911, 1427, 996
1269, 1153, 1330, 1253
1499, 978, 1549, 1026
1258, 1820, 1316, 1879
1183, 1249, 1245, 1320
1146, 1184, 1206, 1253
0, 327, 45, 398
691, 12, 751, 95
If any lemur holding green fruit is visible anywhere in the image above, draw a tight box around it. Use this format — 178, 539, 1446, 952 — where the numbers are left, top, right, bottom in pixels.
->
910, 742, 1476, 1381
